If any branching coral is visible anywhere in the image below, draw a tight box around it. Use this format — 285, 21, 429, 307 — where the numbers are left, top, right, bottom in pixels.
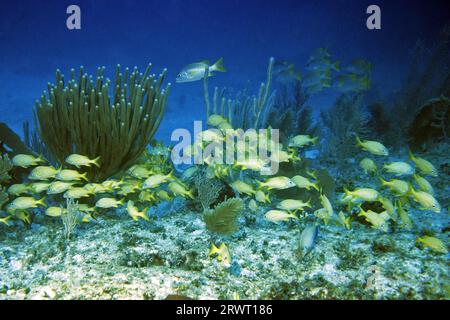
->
193, 167, 225, 210
267, 79, 317, 143
203, 197, 243, 235
34, 64, 170, 181
0, 154, 12, 182
320, 93, 370, 167
23, 121, 57, 166
204, 57, 276, 130
408, 95, 450, 147
373, 24, 450, 147
62, 198, 82, 240
0, 154, 12, 210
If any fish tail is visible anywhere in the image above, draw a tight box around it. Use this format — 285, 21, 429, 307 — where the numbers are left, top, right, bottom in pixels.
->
355, 135, 362, 147
187, 190, 195, 199
312, 180, 320, 192
37, 197, 47, 207
311, 136, 319, 145
92, 156, 101, 168
357, 205, 364, 216
140, 213, 150, 222
81, 172, 89, 182
208, 243, 219, 256
0, 216, 11, 226
265, 193, 271, 204
37, 154, 45, 163
343, 187, 350, 196
119, 198, 125, 206
303, 198, 311, 208
212, 57, 226, 72
306, 169, 317, 180
408, 149, 416, 161
407, 182, 415, 195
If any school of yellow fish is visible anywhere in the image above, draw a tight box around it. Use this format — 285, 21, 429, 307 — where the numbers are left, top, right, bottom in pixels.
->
1, 119, 447, 256
197, 117, 447, 255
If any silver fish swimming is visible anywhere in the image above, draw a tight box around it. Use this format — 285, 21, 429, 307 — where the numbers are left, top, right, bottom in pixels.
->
176, 58, 226, 83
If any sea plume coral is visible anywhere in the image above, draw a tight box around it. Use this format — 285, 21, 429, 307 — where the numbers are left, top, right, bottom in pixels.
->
34, 64, 170, 181
371, 24, 450, 148
0, 154, 12, 210
320, 93, 370, 170
267, 79, 317, 143
203, 197, 243, 235
192, 167, 225, 210
204, 57, 276, 130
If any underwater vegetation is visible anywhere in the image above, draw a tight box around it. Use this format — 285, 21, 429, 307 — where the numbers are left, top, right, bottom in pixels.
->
0, 35, 448, 299
1, 46, 447, 245
367, 24, 450, 150
203, 57, 276, 130
34, 64, 170, 181
203, 197, 243, 235
320, 93, 370, 171
0, 155, 13, 220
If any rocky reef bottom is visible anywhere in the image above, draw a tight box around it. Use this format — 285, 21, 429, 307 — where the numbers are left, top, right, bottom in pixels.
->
0, 201, 448, 300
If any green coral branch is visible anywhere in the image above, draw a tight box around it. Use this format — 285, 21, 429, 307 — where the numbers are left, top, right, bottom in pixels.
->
203, 58, 275, 130
0, 154, 12, 211
34, 64, 170, 181
0, 154, 12, 183
203, 197, 243, 235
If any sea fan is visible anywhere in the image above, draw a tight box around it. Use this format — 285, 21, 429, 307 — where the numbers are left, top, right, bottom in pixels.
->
0, 155, 12, 211
203, 197, 243, 235
0, 154, 12, 183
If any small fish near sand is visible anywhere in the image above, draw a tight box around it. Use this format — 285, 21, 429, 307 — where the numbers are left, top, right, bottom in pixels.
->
176, 58, 226, 83
95, 197, 124, 209
265, 209, 299, 224
416, 236, 448, 254
126, 200, 150, 222
209, 242, 232, 266
298, 224, 319, 258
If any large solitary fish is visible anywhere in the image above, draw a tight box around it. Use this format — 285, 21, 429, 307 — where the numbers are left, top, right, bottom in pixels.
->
176, 58, 226, 83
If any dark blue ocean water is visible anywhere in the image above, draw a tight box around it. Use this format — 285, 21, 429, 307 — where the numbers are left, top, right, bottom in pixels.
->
1, 0, 449, 142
